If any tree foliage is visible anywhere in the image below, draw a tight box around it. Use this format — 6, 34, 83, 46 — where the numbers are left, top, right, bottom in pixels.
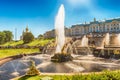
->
23, 32, 34, 43
0, 31, 13, 44
0, 32, 6, 44
3, 30, 13, 42
38, 34, 43, 39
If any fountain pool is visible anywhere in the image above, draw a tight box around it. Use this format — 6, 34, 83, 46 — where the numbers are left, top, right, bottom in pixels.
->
1, 54, 120, 80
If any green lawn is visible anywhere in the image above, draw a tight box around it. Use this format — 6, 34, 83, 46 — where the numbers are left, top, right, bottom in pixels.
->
27, 39, 53, 46
1, 39, 54, 47
0, 39, 54, 58
0, 48, 39, 58
16, 70, 120, 80
2, 40, 23, 46
18, 75, 41, 80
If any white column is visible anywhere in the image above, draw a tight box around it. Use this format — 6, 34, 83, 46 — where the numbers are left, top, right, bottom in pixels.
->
109, 25, 111, 32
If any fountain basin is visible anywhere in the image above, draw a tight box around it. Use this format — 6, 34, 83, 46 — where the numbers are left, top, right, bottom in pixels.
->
1, 54, 120, 80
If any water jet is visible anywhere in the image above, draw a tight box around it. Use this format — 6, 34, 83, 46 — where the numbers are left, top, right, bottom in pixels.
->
51, 4, 73, 62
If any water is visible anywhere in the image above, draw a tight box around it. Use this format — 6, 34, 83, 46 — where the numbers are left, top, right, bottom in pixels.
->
10, 62, 20, 76
81, 35, 88, 47
117, 33, 120, 45
55, 4, 65, 53
1, 4, 120, 80
105, 33, 110, 45
1, 54, 120, 80
115, 33, 120, 45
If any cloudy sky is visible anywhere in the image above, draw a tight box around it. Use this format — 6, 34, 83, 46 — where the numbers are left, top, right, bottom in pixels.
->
0, 0, 120, 40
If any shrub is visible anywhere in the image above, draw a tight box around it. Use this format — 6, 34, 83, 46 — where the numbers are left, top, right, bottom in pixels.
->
23, 32, 34, 43
26, 60, 40, 76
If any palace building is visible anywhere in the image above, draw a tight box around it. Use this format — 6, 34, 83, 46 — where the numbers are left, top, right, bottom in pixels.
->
43, 18, 120, 38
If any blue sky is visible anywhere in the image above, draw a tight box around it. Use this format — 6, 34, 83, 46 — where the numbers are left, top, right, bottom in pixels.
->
0, 0, 120, 40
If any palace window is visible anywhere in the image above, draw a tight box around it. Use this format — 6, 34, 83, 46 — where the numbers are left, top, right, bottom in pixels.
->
111, 28, 113, 30
114, 27, 116, 30
117, 27, 119, 30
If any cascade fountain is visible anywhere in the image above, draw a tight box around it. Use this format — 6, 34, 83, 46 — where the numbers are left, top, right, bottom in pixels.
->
75, 35, 92, 55
104, 33, 110, 46
55, 4, 65, 53
1, 4, 120, 80
51, 4, 73, 62
109, 33, 120, 47
104, 33, 120, 47
81, 35, 88, 47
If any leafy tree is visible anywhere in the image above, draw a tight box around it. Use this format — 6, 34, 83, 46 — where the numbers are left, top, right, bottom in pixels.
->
3, 30, 13, 42
0, 32, 6, 44
38, 34, 43, 39
23, 32, 34, 43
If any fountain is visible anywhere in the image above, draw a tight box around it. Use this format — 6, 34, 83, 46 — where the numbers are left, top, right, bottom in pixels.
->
55, 4, 65, 54
51, 4, 73, 62
1, 4, 120, 80
104, 33, 110, 46
81, 35, 88, 47
72, 35, 92, 55
93, 33, 120, 59
109, 33, 120, 47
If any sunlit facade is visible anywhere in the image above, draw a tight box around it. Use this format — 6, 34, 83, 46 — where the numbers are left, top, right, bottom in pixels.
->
44, 18, 120, 38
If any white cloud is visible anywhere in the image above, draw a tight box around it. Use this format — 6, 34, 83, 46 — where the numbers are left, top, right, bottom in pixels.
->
67, 0, 108, 19
67, 0, 91, 7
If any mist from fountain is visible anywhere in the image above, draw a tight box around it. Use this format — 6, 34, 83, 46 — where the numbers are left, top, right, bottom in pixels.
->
118, 33, 120, 45
55, 4, 65, 53
10, 61, 20, 76
105, 33, 110, 46
81, 35, 88, 47
114, 33, 120, 45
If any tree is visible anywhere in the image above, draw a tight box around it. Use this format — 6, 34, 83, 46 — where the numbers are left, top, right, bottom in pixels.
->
0, 32, 6, 44
23, 32, 34, 43
3, 31, 13, 42
38, 34, 43, 39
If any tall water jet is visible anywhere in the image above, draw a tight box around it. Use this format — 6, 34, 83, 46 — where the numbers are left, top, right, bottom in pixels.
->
110, 33, 120, 46
51, 4, 73, 62
104, 33, 110, 46
117, 33, 120, 45
55, 4, 65, 53
81, 35, 88, 47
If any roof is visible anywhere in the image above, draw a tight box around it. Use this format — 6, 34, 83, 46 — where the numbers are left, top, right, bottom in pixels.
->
90, 21, 99, 24
105, 18, 120, 23
71, 23, 90, 28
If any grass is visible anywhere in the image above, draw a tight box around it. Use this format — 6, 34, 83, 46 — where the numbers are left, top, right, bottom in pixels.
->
16, 70, 120, 80
18, 75, 41, 80
2, 40, 23, 46
27, 39, 53, 46
0, 39, 54, 58
0, 48, 39, 58
1, 39, 54, 47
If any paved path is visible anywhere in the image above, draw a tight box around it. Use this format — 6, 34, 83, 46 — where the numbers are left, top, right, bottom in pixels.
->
0, 57, 14, 66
